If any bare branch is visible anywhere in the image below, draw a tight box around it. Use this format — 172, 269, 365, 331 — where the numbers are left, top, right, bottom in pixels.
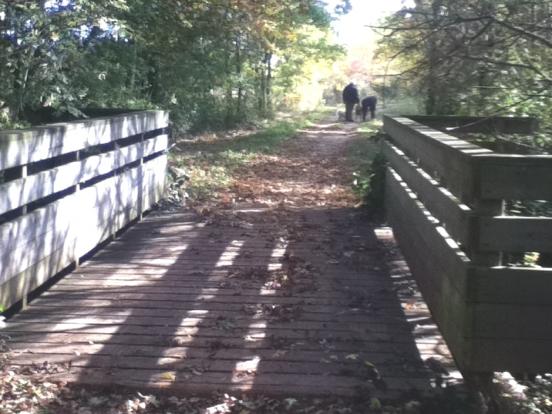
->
489, 16, 552, 48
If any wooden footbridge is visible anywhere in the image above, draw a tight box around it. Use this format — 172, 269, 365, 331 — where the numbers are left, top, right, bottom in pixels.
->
1, 111, 551, 398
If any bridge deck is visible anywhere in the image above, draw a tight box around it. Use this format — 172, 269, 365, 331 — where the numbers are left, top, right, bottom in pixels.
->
2, 122, 459, 398
3, 207, 456, 397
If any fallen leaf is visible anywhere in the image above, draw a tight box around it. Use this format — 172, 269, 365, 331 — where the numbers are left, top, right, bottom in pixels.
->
160, 372, 175, 381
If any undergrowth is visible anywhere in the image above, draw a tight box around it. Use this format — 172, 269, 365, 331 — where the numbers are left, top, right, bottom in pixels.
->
347, 121, 387, 216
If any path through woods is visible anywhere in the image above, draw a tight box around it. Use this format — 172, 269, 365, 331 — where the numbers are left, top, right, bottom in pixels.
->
1, 120, 464, 412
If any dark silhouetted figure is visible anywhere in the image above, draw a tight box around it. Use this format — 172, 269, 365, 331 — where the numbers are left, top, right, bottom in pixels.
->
361, 96, 377, 121
342, 83, 359, 122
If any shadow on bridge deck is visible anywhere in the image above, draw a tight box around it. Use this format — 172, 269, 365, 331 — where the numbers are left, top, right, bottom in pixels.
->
3, 204, 460, 398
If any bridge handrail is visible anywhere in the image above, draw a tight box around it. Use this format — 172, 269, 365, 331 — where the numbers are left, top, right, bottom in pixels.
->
0, 110, 169, 310
383, 115, 552, 374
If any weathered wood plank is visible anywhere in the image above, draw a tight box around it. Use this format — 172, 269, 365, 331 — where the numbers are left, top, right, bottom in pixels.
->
493, 137, 543, 155
472, 303, 552, 340
3, 321, 408, 342
16, 306, 410, 325
30, 291, 408, 312
468, 267, 552, 305
385, 167, 472, 369
437, 338, 552, 373
7, 342, 414, 365
9, 352, 431, 379
1, 366, 430, 397
5, 330, 441, 353
382, 140, 472, 245
408, 115, 539, 134
0, 110, 168, 171
475, 153, 552, 200
383, 116, 489, 202
8, 314, 409, 333
385, 168, 470, 289
478, 216, 552, 252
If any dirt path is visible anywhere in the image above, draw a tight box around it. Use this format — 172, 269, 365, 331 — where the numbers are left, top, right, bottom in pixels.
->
1, 120, 463, 412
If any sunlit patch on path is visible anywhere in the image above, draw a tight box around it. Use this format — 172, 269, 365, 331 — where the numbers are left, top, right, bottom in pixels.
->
3, 120, 461, 398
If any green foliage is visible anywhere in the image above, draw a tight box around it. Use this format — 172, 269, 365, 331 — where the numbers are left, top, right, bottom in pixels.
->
376, 1, 552, 125
359, 152, 387, 215
347, 123, 387, 215
0, 1, 343, 131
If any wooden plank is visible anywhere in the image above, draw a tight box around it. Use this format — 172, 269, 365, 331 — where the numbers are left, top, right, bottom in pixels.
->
383, 116, 489, 202
468, 267, 552, 305
386, 209, 470, 359
478, 216, 552, 252
382, 140, 472, 245
9, 313, 409, 334
5, 330, 440, 353
493, 137, 543, 155
385, 167, 472, 369
0, 110, 168, 171
451, 338, 552, 373
3, 321, 406, 342
31, 291, 409, 311
17, 305, 408, 325
0, 366, 430, 397
48, 281, 385, 296
24, 298, 402, 318
9, 353, 419, 378
144, 134, 168, 156
385, 168, 470, 289
408, 115, 539, 134
7, 343, 413, 365
475, 153, 552, 200
472, 302, 552, 340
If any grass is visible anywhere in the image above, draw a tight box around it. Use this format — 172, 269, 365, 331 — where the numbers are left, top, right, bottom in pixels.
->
169, 108, 332, 203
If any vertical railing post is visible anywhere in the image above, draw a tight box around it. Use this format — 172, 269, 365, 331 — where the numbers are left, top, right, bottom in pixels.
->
139, 132, 145, 221
467, 158, 504, 267
463, 156, 503, 404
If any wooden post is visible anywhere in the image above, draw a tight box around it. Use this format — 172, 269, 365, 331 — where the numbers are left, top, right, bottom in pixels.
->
470, 199, 504, 266
138, 133, 145, 221
464, 161, 504, 406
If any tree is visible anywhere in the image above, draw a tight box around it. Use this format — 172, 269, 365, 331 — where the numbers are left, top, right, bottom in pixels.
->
374, 0, 552, 121
0, 0, 347, 130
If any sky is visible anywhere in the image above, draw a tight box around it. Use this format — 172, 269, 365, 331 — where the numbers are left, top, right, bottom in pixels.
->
326, 0, 414, 47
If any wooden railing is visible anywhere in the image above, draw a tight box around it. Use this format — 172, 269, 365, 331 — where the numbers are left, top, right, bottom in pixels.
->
383, 115, 552, 373
0, 110, 169, 310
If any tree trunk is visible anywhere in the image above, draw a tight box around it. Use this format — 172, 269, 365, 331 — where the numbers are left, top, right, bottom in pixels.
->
236, 34, 243, 119
266, 52, 272, 115
425, 0, 442, 115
